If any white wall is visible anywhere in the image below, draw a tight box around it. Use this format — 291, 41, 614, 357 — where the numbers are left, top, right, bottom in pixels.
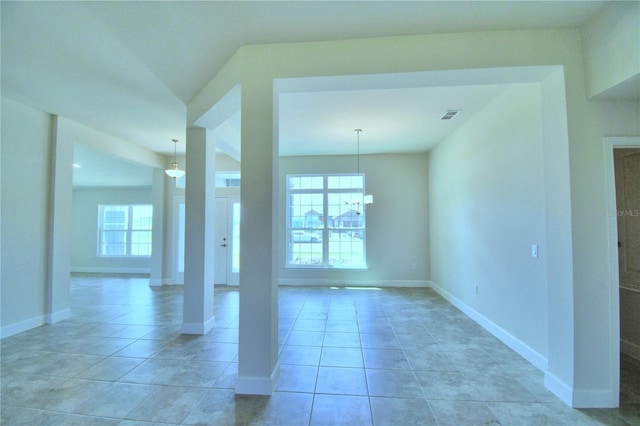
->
1, 97, 53, 336
71, 187, 153, 273
278, 153, 429, 286
429, 83, 549, 360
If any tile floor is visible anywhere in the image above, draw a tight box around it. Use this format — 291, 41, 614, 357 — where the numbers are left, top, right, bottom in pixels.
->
1, 274, 639, 425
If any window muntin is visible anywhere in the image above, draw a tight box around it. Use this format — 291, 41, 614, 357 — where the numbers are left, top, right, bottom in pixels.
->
98, 205, 152, 257
286, 174, 366, 268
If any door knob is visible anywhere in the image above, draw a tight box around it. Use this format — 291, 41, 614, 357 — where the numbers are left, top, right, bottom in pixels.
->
221, 243, 227, 247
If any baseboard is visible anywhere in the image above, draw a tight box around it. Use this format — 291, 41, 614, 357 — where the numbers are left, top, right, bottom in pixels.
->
236, 361, 281, 395
71, 266, 151, 274
544, 371, 573, 406
148, 278, 184, 287
572, 388, 619, 408
430, 281, 548, 371
621, 338, 640, 360
278, 279, 431, 288
1, 314, 46, 339
46, 308, 73, 324
181, 316, 216, 335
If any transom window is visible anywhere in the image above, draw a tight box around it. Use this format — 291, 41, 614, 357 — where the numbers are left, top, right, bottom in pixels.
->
98, 205, 153, 257
286, 174, 367, 268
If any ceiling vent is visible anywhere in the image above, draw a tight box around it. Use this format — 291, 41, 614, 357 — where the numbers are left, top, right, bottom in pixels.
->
440, 110, 461, 120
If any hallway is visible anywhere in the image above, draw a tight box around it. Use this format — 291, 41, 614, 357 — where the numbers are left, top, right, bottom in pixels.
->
1, 275, 637, 425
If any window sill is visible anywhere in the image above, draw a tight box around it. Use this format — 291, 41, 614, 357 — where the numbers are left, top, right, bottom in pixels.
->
285, 265, 368, 270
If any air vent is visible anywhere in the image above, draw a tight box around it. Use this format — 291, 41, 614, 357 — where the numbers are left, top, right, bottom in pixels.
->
440, 110, 461, 120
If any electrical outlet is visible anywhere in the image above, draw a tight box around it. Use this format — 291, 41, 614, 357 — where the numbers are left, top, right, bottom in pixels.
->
474, 284, 479, 295
531, 244, 538, 258
411, 262, 417, 270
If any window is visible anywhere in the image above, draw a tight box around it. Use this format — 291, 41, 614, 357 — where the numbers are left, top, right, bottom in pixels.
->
98, 205, 153, 257
286, 174, 367, 268
216, 171, 241, 187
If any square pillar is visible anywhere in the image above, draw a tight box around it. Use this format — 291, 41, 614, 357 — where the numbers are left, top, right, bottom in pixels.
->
181, 127, 216, 334
236, 77, 280, 395
46, 116, 73, 323
149, 168, 165, 287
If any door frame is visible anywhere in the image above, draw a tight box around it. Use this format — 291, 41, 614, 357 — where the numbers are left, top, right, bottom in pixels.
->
219, 195, 240, 286
603, 136, 640, 407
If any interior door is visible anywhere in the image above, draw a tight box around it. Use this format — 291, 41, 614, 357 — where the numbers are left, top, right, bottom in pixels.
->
615, 149, 640, 291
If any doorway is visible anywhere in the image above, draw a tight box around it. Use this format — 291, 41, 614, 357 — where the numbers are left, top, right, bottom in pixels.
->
605, 137, 640, 406
613, 147, 640, 404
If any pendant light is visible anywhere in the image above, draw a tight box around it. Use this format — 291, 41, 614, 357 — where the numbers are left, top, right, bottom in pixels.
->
165, 139, 185, 179
355, 129, 373, 214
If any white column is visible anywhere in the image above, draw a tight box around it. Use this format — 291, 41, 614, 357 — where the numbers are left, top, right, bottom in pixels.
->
149, 168, 165, 287
46, 116, 73, 323
236, 76, 280, 395
181, 127, 216, 334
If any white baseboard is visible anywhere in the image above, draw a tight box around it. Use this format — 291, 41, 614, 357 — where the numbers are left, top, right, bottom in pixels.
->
149, 278, 181, 286
236, 361, 281, 395
1, 314, 45, 339
71, 267, 150, 274
572, 388, 619, 408
152, 277, 184, 286
621, 338, 640, 360
278, 278, 431, 288
181, 316, 216, 335
430, 281, 548, 371
46, 308, 73, 324
544, 371, 573, 406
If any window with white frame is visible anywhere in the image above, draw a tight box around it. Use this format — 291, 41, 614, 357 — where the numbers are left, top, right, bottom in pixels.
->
286, 174, 367, 268
98, 205, 153, 257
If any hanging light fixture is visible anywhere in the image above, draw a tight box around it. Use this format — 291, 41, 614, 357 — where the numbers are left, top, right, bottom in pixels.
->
165, 139, 185, 179
353, 129, 373, 215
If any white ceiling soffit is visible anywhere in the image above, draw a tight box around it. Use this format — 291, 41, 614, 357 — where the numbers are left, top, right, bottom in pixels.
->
73, 144, 153, 188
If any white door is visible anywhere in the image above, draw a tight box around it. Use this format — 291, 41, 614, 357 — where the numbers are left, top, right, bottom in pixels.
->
214, 197, 240, 286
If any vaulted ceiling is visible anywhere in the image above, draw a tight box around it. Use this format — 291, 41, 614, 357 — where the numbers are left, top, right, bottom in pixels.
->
1, 1, 614, 186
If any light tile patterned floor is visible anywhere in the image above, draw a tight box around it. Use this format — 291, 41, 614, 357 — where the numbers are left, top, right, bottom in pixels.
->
1, 274, 639, 425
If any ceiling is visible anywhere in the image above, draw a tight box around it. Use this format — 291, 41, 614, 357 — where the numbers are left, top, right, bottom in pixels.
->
1, 1, 616, 186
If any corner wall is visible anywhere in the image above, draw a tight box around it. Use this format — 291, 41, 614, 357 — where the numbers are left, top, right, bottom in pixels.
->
1, 97, 53, 337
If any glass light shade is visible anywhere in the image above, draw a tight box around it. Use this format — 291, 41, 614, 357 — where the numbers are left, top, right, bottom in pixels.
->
165, 163, 185, 179
363, 194, 373, 205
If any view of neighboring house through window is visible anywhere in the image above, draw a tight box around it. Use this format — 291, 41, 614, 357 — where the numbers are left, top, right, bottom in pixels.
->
98, 205, 153, 257
287, 174, 367, 268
